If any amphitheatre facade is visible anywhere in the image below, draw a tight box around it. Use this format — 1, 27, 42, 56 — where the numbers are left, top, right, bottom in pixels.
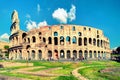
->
9, 10, 111, 60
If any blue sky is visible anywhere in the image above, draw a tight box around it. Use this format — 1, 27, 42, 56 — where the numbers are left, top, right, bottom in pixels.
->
0, 0, 120, 49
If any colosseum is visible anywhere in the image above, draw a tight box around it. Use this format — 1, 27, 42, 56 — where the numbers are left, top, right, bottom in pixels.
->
9, 10, 111, 61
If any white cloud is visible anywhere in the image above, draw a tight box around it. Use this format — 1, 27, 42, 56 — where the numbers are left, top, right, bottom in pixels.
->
37, 4, 40, 14
68, 5, 76, 21
0, 33, 9, 42
38, 20, 48, 27
52, 8, 68, 23
26, 20, 48, 31
52, 4, 76, 23
26, 20, 37, 30
26, 14, 31, 19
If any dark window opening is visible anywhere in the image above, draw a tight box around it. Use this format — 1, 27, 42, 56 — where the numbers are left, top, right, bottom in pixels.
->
79, 50, 82, 58
54, 32, 58, 36
84, 50, 88, 59
60, 26, 63, 29
60, 50, 64, 58
60, 36, 64, 45
89, 38, 92, 44
97, 35, 99, 38
48, 50, 52, 58
28, 38, 30, 43
54, 37, 58, 45
67, 50, 71, 59
89, 28, 91, 31
89, 51, 92, 58
84, 37, 87, 46
66, 36, 70, 44
39, 32, 42, 35
72, 26, 75, 31
84, 27, 86, 30
72, 36, 77, 44
73, 50, 77, 58
43, 37, 46, 43
93, 38, 96, 46
48, 37, 52, 44
78, 38, 82, 46
97, 40, 100, 47
78, 32, 82, 36
32, 36, 36, 43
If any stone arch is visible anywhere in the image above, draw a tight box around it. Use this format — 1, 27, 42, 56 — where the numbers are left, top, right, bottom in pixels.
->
48, 37, 52, 44
89, 50, 92, 58
101, 40, 103, 47
22, 33, 27, 39
79, 50, 83, 59
73, 50, 77, 58
89, 38, 92, 45
38, 50, 42, 60
72, 36, 77, 44
26, 45, 31, 49
66, 50, 71, 59
39, 32, 42, 35
78, 32, 82, 36
54, 50, 58, 59
66, 36, 70, 44
43, 37, 46, 43
93, 38, 96, 46
48, 50, 52, 60
28, 38, 30, 43
84, 50, 88, 59
54, 37, 58, 45
78, 37, 82, 46
94, 51, 97, 58
60, 36, 64, 45
97, 39, 100, 47
98, 51, 100, 58
31, 50, 35, 60
32, 36, 36, 43
60, 50, 65, 58
84, 37, 87, 46
27, 51, 30, 60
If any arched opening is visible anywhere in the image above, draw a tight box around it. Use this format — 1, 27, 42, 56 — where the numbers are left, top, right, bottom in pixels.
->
101, 51, 103, 58
48, 50, 52, 60
54, 50, 58, 59
93, 38, 96, 46
38, 50, 42, 60
72, 26, 75, 31
22, 33, 27, 39
78, 37, 82, 46
67, 50, 71, 59
89, 38, 92, 45
26, 45, 31, 49
84, 37, 87, 46
72, 36, 77, 44
27, 51, 30, 60
78, 32, 82, 36
89, 50, 92, 58
98, 51, 100, 59
43, 37, 46, 43
28, 38, 30, 43
94, 51, 97, 58
54, 32, 58, 36
19, 50, 22, 59
60, 50, 65, 58
32, 36, 36, 43
97, 39, 100, 47
31, 50, 35, 60
73, 50, 77, 58
60, 36, 64, 45
48, 37, 52, 44
84, 50, 88, 59
66, 36, 70, 44
79, 50, 83, 59
39, 32, 42, 35
101, 40, 103, 47
54, 37, 58, 45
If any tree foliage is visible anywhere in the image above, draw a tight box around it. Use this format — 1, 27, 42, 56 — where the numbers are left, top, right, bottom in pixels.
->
4, 45, 9, 49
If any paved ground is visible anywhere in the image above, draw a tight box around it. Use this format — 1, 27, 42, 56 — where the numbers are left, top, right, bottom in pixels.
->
72, 66, 89, 80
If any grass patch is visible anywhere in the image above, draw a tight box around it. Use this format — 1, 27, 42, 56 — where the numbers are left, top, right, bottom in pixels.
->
54, 75, 78, 80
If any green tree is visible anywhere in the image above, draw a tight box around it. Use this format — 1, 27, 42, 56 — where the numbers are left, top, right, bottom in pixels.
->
4, 45, 9, 50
